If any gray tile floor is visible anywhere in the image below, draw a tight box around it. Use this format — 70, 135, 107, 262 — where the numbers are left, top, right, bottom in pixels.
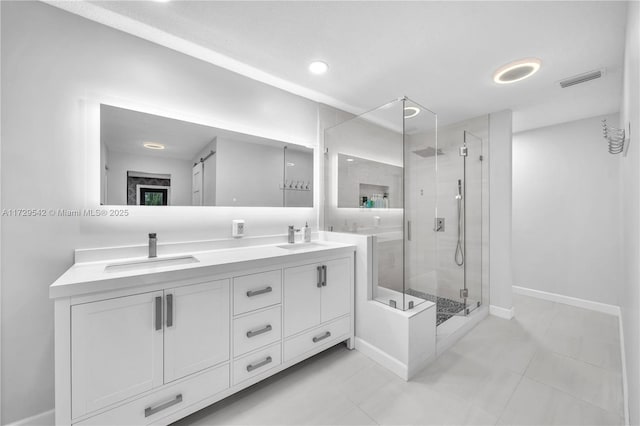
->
174, 294, 624, 425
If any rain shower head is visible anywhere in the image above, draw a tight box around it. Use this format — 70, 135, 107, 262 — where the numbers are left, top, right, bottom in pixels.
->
412, 146, 444, 158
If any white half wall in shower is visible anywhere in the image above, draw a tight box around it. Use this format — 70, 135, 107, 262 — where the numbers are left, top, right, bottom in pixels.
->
321, 231, 436, 380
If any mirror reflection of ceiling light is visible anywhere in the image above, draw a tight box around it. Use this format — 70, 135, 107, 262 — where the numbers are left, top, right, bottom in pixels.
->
404, 107, 420, 119
493, 58, 542, 84
143, 142, 165, 150
309, 61, 329, 75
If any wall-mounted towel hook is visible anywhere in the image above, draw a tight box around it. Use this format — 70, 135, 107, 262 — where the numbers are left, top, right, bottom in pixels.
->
602, 119, 628, 155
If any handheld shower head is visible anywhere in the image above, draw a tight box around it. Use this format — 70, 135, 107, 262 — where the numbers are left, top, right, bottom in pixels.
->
455, 179, 462, 200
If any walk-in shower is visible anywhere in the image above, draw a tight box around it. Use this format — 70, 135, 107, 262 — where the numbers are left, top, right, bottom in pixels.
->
324, 97, 488, 328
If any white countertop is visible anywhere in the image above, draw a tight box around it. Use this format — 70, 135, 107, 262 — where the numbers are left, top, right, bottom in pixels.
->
50, 241, 355, 299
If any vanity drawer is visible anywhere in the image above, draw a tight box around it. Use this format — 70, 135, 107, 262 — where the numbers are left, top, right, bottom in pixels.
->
233, 306, 282, 357
74, 363, 229, 425
233, 270, 282, 315
232, 343, 282, 386
284, 316, 350, 362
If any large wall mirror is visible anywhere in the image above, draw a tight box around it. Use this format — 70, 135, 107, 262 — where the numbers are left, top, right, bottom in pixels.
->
100, 105, 313, 207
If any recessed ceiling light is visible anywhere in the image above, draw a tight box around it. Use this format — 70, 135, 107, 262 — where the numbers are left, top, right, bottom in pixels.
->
287, 162, 295, 166
493, 58, 541, 84
404, 107, 420, 119
309, 61, 329, 75
152, 0, 171, 3
143, 142, 165, 150
346, 158, 355, 162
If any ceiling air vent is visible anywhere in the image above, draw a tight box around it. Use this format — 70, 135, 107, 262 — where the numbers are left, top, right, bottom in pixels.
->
559, 69, 604, 88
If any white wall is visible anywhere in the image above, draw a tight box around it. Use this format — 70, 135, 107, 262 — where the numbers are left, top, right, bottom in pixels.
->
488, 110, 514, 315
0, 2, 319, 423
512, 113, 622, 306
620, 1, 640, 423
106, 150, 192, 206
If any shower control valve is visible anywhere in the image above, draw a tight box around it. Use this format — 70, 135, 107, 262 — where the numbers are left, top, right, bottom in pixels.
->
434, 217, 445, 232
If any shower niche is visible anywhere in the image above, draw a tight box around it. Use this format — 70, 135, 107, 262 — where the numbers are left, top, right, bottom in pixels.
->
324, 97, 488, 328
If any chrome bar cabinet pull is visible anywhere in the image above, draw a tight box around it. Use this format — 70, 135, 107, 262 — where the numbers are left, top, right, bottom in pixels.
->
246, 324, 272, 338
246, 356, 272, 372
312, 331, 331, 343
321, 265, 327, 286
144, 394, 183, 417
246, 286, 272, 297
166, 293, 173, 328
154, 296, 162, 331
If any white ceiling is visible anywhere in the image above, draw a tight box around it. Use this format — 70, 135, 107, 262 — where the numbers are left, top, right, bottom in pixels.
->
54, 1, 628, 132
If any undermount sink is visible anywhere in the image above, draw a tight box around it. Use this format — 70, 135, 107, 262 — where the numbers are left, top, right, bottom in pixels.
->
105, 255, 199, 273
276, 242, 323, 251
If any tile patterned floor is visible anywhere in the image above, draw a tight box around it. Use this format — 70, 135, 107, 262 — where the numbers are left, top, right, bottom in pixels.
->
174, 294, 624, 426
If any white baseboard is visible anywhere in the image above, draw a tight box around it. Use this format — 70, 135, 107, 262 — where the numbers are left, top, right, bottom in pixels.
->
7, 409, 55, 426
618, 314, 630, 426
489, 304, 514, 319
513, 285, 628, 425
512, 286, 620, 316
355, 337, 409, 380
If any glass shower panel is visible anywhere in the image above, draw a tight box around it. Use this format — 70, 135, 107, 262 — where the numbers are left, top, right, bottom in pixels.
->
431, 118, 487, 323
459, 130, 484, 314
324, 99, 407, 309
403, 98, 439, 311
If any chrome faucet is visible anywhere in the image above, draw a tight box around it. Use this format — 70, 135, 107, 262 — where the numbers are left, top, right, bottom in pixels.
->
149, 233, 157, 258
287, 226, 300, 244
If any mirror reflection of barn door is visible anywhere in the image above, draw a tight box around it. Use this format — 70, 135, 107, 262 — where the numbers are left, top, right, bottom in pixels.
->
202, 154, 216, 206
192, 162, 203, 206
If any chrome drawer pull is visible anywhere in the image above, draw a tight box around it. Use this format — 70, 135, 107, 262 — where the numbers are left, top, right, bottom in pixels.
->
246, 286, 272, 297
317, 266, 323, 288
312, 331, 331, 343
144, 394, 183, 417
246, 356, 272, 372
246, 324, 272, 338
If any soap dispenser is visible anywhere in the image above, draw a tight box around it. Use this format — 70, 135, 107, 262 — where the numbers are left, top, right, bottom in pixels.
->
303, 222, 311, 243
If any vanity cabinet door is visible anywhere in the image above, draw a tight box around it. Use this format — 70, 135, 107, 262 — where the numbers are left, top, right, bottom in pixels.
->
320, 257, 351, 323
283, 263, 322, 337
71, 291, 164, 419
164, 279, 230, 383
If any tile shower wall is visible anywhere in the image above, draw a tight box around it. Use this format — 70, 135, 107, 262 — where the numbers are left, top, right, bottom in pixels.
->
0, 2, 319, 423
